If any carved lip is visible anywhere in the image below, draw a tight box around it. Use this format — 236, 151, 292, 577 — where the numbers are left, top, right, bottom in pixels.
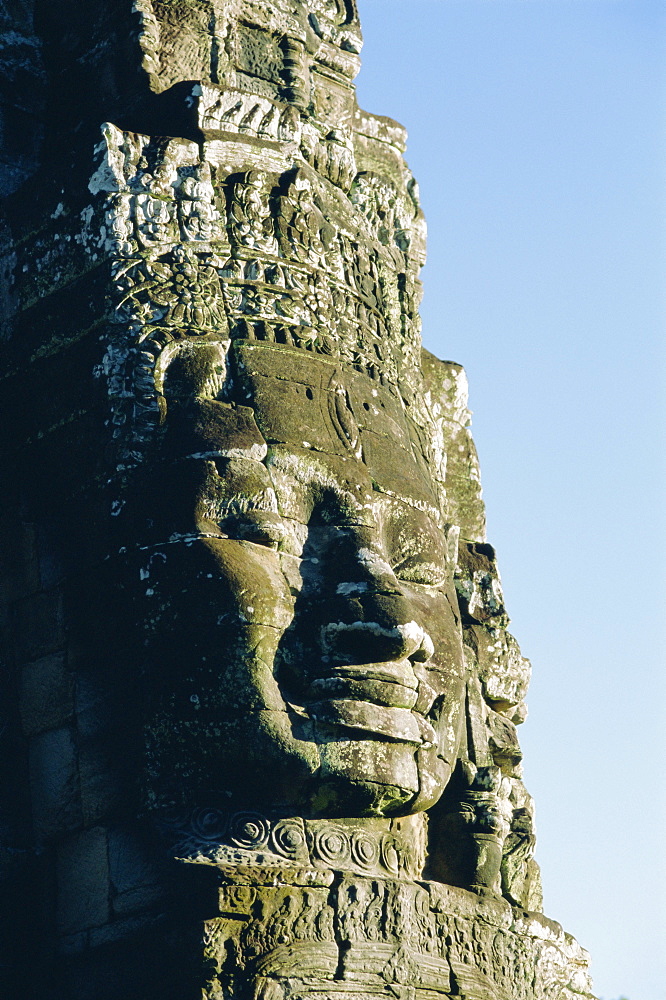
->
307, 659, 419, 709
305, 660, 437, 746
312, 659, 419, 688
308, 699, 437, 747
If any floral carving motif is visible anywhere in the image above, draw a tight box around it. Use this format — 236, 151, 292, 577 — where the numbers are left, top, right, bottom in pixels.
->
155, 808, 420, 879
114, 248, 227, 333
191, 807, 229, 842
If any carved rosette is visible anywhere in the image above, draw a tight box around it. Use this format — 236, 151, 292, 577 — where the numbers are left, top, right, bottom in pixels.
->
158, 809, 424, 881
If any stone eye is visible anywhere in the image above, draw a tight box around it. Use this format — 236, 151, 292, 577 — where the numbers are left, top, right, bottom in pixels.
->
392, 551, 448, 587
386, 517, 449, 587
222, 512, 286, 550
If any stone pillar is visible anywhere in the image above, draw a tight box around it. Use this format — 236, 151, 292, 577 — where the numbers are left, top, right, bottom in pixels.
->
0, 3, 596, 999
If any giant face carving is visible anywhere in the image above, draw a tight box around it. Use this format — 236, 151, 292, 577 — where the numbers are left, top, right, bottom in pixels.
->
136, 338, 467, 820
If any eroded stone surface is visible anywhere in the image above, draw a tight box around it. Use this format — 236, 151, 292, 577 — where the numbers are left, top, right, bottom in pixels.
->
0, 2, 595, 998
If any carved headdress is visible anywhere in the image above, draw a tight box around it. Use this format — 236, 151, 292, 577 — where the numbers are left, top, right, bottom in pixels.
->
96, 0, 440, 512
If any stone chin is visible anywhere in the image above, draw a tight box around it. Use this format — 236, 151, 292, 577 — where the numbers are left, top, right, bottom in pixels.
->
304, 723, 459, 819
278, 667, 465, 817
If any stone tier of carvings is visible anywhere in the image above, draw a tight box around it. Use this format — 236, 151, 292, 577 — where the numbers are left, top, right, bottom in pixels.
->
136, 0, 363, 100
94, 124, 425, 479
160, 813, 427, 881
197, 866, 595, 1000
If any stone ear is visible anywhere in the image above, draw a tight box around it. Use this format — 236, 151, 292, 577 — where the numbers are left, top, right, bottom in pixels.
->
162, 346, 209, 401
158, 341, 228, 413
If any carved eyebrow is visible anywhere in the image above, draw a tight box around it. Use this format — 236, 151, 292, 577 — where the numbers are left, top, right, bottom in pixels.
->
390, 553, 449, 588
378, 500, 444, 542
372, 484, 443, 524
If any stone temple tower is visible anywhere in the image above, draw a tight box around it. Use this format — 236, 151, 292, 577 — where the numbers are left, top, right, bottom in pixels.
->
0, 3, 596, 998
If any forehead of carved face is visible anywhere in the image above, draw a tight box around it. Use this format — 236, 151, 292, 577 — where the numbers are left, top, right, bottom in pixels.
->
137, 342, 467, 819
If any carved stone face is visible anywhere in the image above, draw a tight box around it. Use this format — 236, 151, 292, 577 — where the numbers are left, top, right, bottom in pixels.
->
137, 341, 467, 819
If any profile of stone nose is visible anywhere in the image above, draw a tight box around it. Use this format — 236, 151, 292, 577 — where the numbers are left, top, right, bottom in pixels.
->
320, 619, 435, 665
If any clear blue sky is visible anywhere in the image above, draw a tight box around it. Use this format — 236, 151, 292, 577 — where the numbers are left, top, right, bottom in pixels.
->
354, 3, 666, 999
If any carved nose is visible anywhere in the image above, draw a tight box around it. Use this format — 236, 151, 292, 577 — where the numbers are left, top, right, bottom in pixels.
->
354, 546, 401, 593
320, 619, 434, 665
323, 542, 435, 664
